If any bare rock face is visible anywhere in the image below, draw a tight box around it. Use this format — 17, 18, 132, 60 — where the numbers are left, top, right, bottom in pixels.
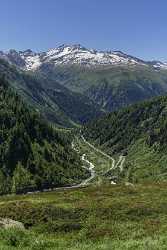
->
0, 218, 25, 230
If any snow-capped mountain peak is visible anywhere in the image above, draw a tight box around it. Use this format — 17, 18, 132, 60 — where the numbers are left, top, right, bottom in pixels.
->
41, 44, 147, 68
0, 44, 166, 71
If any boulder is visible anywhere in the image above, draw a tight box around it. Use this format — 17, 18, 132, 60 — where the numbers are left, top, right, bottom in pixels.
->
0, 218, 25, 230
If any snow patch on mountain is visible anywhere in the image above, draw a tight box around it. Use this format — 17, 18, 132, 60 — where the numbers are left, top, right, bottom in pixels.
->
152, 61, 167, 70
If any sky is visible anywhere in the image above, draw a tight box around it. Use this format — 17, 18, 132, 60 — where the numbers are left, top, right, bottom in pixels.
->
0, 0, 167, 61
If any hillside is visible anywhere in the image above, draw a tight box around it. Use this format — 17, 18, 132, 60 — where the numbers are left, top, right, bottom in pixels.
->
36, 64, 167, 113
0, 76, 88, 194
84, 94, 167, 182
0, 59, 103, 127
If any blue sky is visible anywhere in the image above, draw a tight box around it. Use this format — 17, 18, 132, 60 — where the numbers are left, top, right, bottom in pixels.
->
0, 0, 167, 61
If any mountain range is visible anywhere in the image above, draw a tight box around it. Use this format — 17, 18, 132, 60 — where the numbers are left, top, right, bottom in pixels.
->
1, 44, 167, 70
1, 44, 167, 128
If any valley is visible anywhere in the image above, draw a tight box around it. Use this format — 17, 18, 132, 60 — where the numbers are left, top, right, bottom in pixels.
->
0, 55, 167, 249
1, 1, 167, 249
1, 67, 167, 250
72, 135, 126, 186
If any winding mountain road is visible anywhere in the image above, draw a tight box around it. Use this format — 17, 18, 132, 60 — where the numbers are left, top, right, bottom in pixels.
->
71, 141, 96, 186
81, 135, 116, 165
81, 135, 125, 177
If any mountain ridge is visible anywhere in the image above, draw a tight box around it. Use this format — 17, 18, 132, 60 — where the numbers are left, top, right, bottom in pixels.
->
0, 58, 103, 127
1, 44, 167, 71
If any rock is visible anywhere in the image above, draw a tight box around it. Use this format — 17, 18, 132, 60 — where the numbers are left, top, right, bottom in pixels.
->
125, 182, 134, 187
0, 218, 25, 230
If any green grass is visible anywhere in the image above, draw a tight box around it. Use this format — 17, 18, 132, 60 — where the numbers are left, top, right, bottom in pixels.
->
0, 183, 167, 249
1, 229, 167, 250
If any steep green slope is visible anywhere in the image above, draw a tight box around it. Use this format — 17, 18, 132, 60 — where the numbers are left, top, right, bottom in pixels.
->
0, 77, 87, 194
84, 94, 167, 182
0, 59, 103, 127
38, 64, 167, 112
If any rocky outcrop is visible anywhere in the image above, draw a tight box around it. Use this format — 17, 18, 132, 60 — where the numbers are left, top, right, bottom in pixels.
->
0, 218, 25, 230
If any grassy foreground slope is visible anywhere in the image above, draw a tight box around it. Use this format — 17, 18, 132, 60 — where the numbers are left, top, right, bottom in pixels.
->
84, 94, 167, 182
0, 77, 87, 194
0, 184, 167, 249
